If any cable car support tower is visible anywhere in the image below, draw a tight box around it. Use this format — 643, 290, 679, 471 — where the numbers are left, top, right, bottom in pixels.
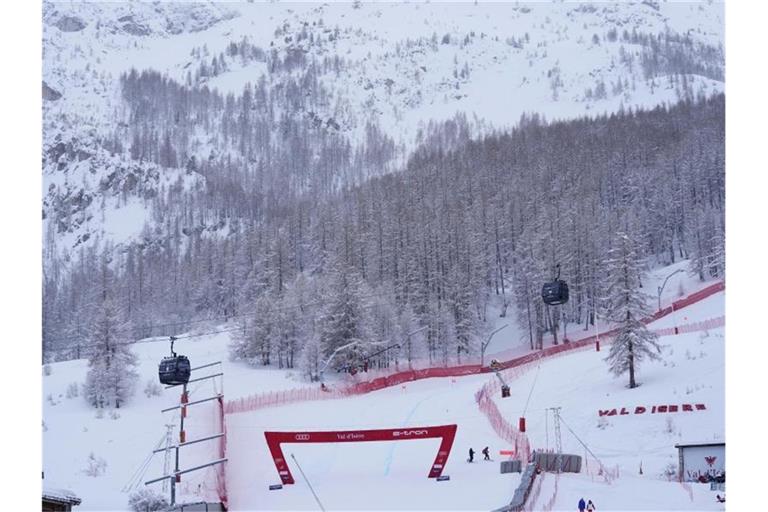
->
145, 337, 227, 508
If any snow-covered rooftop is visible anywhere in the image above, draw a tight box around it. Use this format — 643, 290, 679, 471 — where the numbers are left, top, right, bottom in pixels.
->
42, 485, 82, 506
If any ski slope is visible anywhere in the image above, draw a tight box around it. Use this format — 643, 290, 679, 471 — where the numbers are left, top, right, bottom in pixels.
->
227, 373, 518, 511
224, 290, 724, 511
42, 273, 724, 510
494, 293, 725, 511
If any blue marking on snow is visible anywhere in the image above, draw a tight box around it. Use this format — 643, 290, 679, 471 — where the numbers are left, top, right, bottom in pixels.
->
382, 390, 443, 477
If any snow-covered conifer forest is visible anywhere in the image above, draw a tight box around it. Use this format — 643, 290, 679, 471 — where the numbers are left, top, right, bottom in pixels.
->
43, 1, 724, 379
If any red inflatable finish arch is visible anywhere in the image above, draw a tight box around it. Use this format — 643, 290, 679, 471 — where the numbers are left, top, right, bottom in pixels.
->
264, 424, 457, 484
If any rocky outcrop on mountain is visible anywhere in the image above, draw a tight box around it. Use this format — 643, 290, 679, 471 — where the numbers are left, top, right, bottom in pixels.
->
43, 1, 238, 39
54, 15, 86, 32
42, 81, 62, 101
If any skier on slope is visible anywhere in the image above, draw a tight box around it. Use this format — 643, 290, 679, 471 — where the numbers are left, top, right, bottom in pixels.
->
468, 448, 475, 463
482, 446, 490, 461
586, 499, 596, 511
578, 497, 586, 512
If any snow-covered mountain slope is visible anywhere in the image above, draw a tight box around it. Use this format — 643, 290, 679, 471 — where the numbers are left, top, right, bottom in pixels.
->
42, 281, 724, 510
44, 0, 724, 143
42, 134, 206, 259
42, 1, 724, 253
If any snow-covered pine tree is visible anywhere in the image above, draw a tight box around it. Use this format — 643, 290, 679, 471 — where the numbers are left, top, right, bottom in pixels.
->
84, 297, 138, 408
230, 294, 276, 366
319, 265, 371, 372
396, 303, 421, 368
299, 334, 322, 382
602, 231, 662, 389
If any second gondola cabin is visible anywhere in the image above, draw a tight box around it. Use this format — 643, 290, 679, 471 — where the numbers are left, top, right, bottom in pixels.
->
542, 279, 569, 306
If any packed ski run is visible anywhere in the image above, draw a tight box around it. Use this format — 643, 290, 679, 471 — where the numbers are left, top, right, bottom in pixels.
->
43, 264, 725, 511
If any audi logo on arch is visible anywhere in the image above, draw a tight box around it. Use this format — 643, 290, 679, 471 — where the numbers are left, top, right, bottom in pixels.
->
295, 434, 311, 441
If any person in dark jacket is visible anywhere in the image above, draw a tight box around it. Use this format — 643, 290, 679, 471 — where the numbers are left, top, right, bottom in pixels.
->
578, 498, 586, 512
468, 448, 475, 463
482, 447, 490, 460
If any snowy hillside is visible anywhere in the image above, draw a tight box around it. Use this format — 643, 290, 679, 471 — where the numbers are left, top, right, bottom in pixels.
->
40, 3, 727, 507
42, 0, 724, 253
42, 268, 725, 510
44, 0, 725, 143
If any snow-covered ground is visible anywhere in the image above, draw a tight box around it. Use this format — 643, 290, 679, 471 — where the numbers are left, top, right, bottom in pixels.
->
227, 373, 517, 511
225, 289, 724, 511
42, 332, 312, 510
42, 265, 724, 510
495, 299, 724, 510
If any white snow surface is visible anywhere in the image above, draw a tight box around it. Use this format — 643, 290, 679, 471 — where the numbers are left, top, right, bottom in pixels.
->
42, 333, 312, 511
43, 266, 725, 510
228, 373, 516, 511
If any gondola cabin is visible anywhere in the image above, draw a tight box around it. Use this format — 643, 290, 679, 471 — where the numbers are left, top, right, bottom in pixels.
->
542, 280, 569, 306
159, 355, 191, 386
501, 385, 511, 398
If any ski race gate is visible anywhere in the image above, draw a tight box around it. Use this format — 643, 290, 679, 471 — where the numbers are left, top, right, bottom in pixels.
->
264, 424, 457, 484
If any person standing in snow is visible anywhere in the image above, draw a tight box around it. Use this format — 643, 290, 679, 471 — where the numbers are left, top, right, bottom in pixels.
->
468, 448, 475, 463
587, 499, 596, 511
482, 447, 490, 460
578, 498, 586, 512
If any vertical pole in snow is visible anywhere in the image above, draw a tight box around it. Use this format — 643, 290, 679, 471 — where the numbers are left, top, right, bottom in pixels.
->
291, 453, 325, 512
594, 304, 600, 352
162, 424, 174, 493
173, 382, 187, 509
549, 407, 563, 473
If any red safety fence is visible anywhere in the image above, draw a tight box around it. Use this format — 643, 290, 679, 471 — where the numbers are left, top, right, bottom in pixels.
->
225, 281, 725, 416
679, 480, 695, 502
225, 386, 353, 414
523, 470, 545, 512
537, 473, 559, 512
645, 280, 725, 323
215, 396, 227, 508
672, 281, 725, 311
652, 316, 725, 337
475, 378, 531, 464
